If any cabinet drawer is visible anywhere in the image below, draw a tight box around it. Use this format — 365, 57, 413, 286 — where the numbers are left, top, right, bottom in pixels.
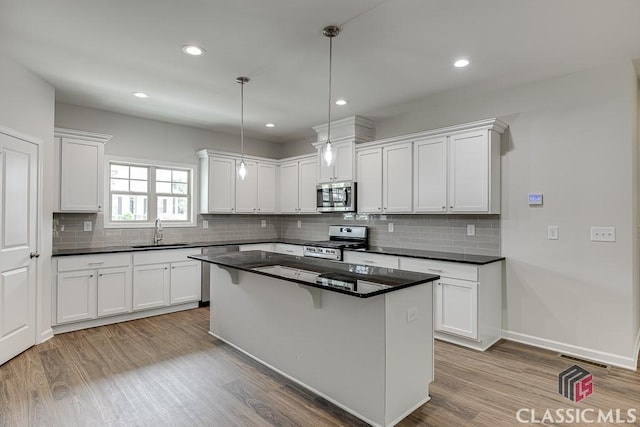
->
133, 248, 201, 265
343, 251, 399, 269
274, 243, 303, 256
399, 257, 478, 282
240, 243, 275, 252
57, 253, 131, 272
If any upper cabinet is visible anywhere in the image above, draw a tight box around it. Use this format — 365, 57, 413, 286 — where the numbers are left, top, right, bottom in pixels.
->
312, 116, 376, 184
54, 128, 112, 213
280, 156, 317, 214
197, 150, 277, 214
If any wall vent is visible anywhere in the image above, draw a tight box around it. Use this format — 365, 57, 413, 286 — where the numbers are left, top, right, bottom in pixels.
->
558, 353, 610, 369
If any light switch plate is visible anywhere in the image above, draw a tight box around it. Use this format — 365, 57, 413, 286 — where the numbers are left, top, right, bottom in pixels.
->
547, 225, 559, 240
591, 226, 615, 242
467, 224, 476, 236
261, 220, 267, 228
83, 221, 92, 232
297, 220, 302, 228
202, 220, 209, 229
406, 307, 417, 323
388, 223, 394, 232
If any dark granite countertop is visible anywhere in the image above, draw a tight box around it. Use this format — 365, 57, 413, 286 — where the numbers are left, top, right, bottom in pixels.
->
348, 246, 504, 265
189, 251, 439, 298
51, 238, 309, 257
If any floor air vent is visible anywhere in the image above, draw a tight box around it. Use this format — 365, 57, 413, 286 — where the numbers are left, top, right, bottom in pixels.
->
558, 353, 610, 369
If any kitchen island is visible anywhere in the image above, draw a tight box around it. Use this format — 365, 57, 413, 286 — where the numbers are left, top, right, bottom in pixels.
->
189, 251, 439, 427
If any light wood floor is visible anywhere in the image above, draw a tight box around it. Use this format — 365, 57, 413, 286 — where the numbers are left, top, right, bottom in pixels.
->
1, 308, 638, 426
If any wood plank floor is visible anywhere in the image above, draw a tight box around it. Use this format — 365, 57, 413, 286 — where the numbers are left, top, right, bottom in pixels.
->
1, 308, 638, 426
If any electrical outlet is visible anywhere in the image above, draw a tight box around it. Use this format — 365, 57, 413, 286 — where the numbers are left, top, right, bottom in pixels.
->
297, 220, 302, 228
261, 220, 266, 228
83, 221, 92, 232
407, 307, 418, 323
60, 225, 65, 231
388, 222, 394, 232
547, 225, 559, 240
591, 226, 616, 242
202, 220, 209, 229
380, 215, 387, 221
467, 224, 476, 236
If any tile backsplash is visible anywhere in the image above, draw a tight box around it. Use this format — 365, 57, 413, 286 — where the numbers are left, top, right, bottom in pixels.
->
53, 213, 500, 256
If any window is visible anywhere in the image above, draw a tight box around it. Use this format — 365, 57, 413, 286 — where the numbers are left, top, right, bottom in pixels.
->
106, 158, 195, 228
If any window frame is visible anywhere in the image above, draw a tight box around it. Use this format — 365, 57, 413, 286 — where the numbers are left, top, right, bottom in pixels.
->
104, 156, 197, 229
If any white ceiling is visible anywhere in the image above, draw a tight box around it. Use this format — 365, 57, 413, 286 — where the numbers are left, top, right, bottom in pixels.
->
1, 0, 639, 143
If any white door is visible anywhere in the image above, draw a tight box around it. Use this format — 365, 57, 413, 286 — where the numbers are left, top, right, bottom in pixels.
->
97, 267, 132, 317
60, 138, 103, 212
334, 141, 354, 182
132, 264, 170, 311
434, 278, 478, 339
207, 156, 236, 213
413, 136, 448, 213
449, 130, 489, 212
56, 270, 97, 323
0, 129, 38, 365
256, 163, 276, 213
383, 142, 413, 213
356, 148, 382, 213
235, 160, 257, 213
170, 261, 201, 304
298, 158, 318, 213
279, 161, 299, 213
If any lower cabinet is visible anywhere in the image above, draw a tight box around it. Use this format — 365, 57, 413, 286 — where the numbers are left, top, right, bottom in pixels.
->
132, 263, 171, 311
57, 270, 98, 324
97, 266, 132, 317
434, 277, 478, 339
170, 261, 201, 304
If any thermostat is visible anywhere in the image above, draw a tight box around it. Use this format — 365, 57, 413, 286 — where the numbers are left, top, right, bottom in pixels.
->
528, 193, 543, 205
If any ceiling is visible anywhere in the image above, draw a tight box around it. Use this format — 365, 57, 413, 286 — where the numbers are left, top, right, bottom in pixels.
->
1, 0, 640, 144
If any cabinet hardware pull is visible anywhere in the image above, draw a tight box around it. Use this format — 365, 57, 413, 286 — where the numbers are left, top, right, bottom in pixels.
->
99, 274, 103, 277
428, 268, 443, 273
363, 260, 375, 264
88, 262, 104, 265
89, 274, 94, 277
30, 252, 40, 258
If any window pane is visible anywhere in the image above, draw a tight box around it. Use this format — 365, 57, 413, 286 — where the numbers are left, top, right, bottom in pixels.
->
173, 170, 188, 183
130, 166, 148, 180
172, 183, 187, 195
130, 180, 148, 193
156, 182, 171, 193
157, 197, 188, 221
156, 168, 171, 182
111, 195, 147, 221
110, 178, 129, 192
111, 164, 129, 179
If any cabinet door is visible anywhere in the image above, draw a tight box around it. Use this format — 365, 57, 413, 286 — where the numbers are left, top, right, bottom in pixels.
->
279, 162, 300, 213
383, 142, 413, 213
235, 160, 257, 213
317, 148, 334, 183
434, 278, 478, 339
97, 267, 132, 317
273, 243, 303, 256
356, 148, 383, 213
449, 131, 489, 212
413, 137, 448, 213
298, 158, 318, 213
132, 264, 170, 311
170, 261, 201, 304
60, 138, 104, 212
206, 156, 236, 213
57, 270, 97, 324
334, 141, 354, 182
257, 163, 277, 213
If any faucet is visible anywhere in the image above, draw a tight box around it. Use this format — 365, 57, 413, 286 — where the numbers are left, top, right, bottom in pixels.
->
153, 218, 163, 244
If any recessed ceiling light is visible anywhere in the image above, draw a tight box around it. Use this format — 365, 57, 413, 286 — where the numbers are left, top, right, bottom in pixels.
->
454, 58, 470, 68
265, 123, 276, 128
132, 92, 149, 98
182, 45, 205, 56
335, 99, 348, 106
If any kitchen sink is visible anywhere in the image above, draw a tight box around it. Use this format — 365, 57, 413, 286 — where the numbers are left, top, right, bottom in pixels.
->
131, 243, 190, 249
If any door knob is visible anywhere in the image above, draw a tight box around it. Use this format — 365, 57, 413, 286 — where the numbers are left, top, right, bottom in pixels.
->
30, 252, 40, 258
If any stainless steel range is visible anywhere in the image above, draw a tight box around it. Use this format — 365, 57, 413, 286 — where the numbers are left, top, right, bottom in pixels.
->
303, 225, 368, 261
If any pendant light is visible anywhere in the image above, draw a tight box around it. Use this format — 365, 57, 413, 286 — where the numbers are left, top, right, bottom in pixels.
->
321, 25, 340, 168
236, 76, 250, 180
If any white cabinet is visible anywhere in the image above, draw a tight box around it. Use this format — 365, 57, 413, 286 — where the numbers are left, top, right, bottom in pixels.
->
55, 253, 132, 324
356, 142, 412, 214
236, 161, 277, 213
413, 121, 504, 214
398, 256, 502, 351
240, 243, 275, 252
54, 128, 111, 213
317, 141, 354, 183
199, 154, 236, 214
132, 248, 202, 311
343, 251, 399, 269
279, 156, 317, 214
413, 136, 448, 212
133, 263, 171, 311
273, 243, 304, 256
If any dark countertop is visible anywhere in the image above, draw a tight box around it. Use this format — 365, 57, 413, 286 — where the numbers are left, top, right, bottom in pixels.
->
189, 251, 439, 299
349, 246, 504, 265
52, 238, 309, 257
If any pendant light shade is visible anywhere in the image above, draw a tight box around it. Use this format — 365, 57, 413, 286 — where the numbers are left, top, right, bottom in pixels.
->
236, 76, 250, 180
321, 25, 340, 168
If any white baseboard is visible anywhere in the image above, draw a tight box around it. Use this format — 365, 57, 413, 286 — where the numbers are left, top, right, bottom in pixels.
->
633, 328, 640, 370
38, 328, 53, 344
502, 329, 637, 371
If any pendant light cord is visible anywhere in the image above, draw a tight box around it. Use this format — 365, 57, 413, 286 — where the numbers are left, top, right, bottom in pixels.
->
327, 34, 333, 144
240, 79, 245, 161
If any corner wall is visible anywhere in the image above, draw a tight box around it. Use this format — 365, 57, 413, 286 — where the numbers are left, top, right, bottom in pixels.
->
0, 54, 55, 343
373, 61, 639, 368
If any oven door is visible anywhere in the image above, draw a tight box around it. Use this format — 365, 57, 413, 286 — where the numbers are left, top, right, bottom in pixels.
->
316, 181, 356, 212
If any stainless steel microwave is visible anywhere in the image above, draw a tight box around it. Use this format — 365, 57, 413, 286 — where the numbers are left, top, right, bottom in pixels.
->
316, 181, 356, 212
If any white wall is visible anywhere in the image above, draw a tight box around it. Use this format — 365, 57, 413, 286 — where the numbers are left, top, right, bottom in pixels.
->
55, 102, 284, 164
370, 61, 639, 368
280, 136, 317, 158
0, 54, 55, 343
